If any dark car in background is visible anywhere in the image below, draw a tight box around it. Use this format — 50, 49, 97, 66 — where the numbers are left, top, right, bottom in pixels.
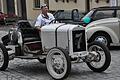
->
0, 12, 6, 24
0, 12, 18, 25
53, 9, 85, 24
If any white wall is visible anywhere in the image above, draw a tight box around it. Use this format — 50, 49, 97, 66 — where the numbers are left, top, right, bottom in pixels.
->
0, 0, 1, 11
49, 0, 86, 11
1, 0, 7, 13
118, 0, 120, 6
26, 0, 44, 20
90, 0, 109, 9
26, 0, 86, 20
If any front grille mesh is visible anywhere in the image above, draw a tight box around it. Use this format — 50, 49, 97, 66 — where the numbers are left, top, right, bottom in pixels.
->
72, 30, 86, 52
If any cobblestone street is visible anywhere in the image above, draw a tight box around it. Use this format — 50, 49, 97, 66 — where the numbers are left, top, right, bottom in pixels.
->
0, 51, 120, 80
0, 25, 120, 80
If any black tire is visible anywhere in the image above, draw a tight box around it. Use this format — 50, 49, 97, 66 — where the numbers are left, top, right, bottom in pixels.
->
87, 41, 111, 72
46, 47, 71, 80
1, 34, 10, 45
90, 33, 111, 48
0, 43, 9, 71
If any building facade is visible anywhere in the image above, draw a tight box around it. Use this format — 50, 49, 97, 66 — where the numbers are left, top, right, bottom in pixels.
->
0, 0, 27, 19
0, 0, 1, 11
0, 0, 118, 20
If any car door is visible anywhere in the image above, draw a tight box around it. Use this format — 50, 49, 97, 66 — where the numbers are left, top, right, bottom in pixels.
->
116, 9, 120, 42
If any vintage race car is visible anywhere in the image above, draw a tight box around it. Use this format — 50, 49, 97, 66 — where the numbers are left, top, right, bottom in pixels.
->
0, 20, 111, 80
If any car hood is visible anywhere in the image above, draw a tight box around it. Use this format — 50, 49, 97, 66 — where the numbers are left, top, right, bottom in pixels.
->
86, 18, 119, 27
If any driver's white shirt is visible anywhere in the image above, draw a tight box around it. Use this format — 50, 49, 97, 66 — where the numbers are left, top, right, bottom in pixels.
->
35, 13, 55, 27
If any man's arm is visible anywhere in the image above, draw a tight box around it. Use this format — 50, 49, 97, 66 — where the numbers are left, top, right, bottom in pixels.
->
34, 15, 42, 31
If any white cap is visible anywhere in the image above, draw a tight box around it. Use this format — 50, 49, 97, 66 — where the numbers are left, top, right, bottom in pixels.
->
40, 3, 47, 9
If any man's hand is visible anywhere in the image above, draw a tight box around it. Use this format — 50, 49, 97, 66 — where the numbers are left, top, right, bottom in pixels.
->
37, 27, 41, 31
35, 26, 41, 31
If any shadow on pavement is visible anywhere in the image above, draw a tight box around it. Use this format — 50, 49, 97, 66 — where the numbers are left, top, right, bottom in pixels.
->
109, 46, 120, 50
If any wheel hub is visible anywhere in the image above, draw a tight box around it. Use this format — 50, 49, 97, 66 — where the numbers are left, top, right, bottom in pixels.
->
95, 36, 107, 45
94, 52, 101, 62
88, 51, 101, 62
53, 57, 64, 70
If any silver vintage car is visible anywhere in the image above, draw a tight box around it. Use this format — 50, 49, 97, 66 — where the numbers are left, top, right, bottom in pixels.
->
86, 17, 120, 47
0, 20, 111, 80
83, 6, 120, 47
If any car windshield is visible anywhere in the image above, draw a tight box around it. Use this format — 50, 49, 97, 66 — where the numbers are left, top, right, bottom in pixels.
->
54, 11, 72, 19
54, 10, 84, 21
81, 10, 94, 21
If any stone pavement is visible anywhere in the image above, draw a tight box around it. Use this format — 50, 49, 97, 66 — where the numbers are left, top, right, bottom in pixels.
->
0, 50, 120, 80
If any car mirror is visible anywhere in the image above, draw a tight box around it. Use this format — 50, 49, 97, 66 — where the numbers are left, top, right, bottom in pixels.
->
83, 17, 91, 24
72, 9, 80, 21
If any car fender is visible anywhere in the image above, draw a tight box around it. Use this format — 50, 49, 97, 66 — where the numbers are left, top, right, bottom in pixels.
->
86, 26, 119, 44
0, 31, 8, 43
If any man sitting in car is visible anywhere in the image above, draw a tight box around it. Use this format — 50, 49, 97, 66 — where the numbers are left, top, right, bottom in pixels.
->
35, 3, 55, 32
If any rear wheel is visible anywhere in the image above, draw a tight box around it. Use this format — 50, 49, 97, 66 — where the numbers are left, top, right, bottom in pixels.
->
46, 47, 71, 80
87, 41, 111, 72
0, 43, 9, 71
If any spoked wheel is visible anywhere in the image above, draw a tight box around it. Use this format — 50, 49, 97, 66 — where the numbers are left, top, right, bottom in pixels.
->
46, 47, 71, 80
87, 41, 111, 72
0, 43, 9, 71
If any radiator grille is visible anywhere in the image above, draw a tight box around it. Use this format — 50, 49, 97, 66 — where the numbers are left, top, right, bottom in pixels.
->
72, 30, 86, 52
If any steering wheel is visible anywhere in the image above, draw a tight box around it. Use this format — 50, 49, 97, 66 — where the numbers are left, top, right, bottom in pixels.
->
49, 19, 59, 24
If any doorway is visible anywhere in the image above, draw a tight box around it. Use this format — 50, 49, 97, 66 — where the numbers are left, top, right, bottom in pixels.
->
6, 0, 15, 14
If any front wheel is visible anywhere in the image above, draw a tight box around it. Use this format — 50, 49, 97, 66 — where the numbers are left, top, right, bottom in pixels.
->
90, 33, 111, 48
46, 47, 71, 80
0, 43, 9, 71
87, 41, 111, 72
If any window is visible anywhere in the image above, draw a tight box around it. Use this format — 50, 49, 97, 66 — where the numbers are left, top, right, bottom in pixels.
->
33, 0, 40, 8
95, 0, 109, 3
93, 10, 115, 20
66, 0, 77, 3
117, 10, 120, 18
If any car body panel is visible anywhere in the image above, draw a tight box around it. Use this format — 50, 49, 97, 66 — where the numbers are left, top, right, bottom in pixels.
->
86, 18, 120, 44
41, 23, 87, 56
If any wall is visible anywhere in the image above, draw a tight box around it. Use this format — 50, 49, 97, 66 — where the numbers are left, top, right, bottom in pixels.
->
25, 0, 44, 20
0, 0, 1, 11
1, 0, 7, 13
118, 0, 120, 6
49, 0, 86, 11
26, 0, 86, 20
90, 0, 109, 9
